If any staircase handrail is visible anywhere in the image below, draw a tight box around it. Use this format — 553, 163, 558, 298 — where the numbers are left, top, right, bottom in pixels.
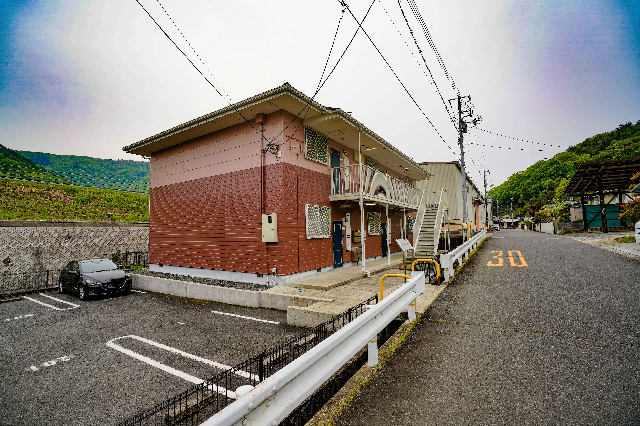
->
432, 189, 446, 256
412, 189, 426, 255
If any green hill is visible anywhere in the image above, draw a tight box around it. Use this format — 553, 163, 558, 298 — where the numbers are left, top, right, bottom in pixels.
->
0, 145, 67, 184
0, 179, 149, 222
489, 120, 640, 215
18, 151, 150, 193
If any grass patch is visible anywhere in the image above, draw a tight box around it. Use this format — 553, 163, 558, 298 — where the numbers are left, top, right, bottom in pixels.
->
614, 236, 636, 244
0, 179, 149, 222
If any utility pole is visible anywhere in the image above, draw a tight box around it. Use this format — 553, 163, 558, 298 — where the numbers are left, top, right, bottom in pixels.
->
484, 169, 489, 229
449, 95, 481, 240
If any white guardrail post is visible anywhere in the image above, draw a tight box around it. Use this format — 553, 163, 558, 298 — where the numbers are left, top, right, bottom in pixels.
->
438, 229, 485, 283
202, 272, 426, 426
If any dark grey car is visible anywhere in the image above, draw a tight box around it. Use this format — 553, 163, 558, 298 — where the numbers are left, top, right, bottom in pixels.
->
58, 259, 132, 300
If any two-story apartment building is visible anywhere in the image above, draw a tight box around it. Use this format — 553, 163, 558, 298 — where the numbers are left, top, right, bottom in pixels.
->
123, 83, 427, 286
419, 161, 487, 232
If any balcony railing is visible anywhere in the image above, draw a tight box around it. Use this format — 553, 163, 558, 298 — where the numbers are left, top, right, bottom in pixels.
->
330, 165, 423, 209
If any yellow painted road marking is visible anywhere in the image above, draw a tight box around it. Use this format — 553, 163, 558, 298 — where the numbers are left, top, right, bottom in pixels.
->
508, 250, 528, 267
487, 251, 503, 266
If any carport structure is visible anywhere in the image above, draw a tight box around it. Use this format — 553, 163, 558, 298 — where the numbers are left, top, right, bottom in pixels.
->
565, 157, 640, 232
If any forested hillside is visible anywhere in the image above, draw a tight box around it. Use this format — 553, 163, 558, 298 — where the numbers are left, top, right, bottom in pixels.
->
0, 145, 66, 184
489, 120, 640, 216
19, 151, 149, 193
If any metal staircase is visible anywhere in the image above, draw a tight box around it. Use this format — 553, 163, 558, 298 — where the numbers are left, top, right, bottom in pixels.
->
413, 189, 447, 259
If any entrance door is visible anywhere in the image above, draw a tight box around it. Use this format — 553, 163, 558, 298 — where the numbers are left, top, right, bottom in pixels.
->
381, 223, 388, 257
330, 148, 342, 194
333, 221, 343, 268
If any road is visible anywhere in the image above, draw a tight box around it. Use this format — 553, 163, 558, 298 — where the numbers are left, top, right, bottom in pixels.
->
0, 289, 304, 425
337, 229, 640, 425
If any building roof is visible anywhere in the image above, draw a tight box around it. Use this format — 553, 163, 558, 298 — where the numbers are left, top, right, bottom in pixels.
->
565, 157, 640, 195
418, 161, 484, 197
122, 83, 427, 180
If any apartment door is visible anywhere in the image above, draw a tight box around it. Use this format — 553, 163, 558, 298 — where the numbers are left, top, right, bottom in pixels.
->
333, 221, 343, 268
381, 223, 388, 257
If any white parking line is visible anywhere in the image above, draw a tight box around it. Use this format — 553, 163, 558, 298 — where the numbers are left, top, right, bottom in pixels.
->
131, 290, 146, 293
23, 296, 66, 311
5, 314, 35, 322
106, 335, 257, 397
39, 293, 81, 308
211, 310, 280, 325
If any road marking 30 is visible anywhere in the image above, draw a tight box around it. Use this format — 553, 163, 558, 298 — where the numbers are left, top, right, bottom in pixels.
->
211, 310, 280, 324
106, 335, 257, 397
487, 250, 527, 267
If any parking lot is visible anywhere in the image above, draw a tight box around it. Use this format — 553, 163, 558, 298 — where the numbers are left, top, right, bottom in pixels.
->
0, 289, 305, 425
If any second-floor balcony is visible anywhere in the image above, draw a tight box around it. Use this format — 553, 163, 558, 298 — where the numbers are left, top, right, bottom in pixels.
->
331, 164, 423, 210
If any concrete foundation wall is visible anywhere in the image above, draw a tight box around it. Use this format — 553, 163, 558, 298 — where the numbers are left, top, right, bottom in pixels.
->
132, 274, 331, 312
0, 221, 148, 274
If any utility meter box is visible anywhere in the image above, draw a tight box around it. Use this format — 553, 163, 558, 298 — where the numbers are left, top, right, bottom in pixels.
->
353, 230, 361, 243
262, 213, 278, 243
352, 246, 362, 262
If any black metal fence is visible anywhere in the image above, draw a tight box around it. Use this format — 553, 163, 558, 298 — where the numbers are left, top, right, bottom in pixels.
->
0, 269, 57, 297
0, 251, 149, 298
111, 250, 149, 269
118, 294, 379, 426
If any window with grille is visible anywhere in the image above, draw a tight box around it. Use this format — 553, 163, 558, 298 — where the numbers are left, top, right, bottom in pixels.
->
306, 204, 331, 239
367, 212, 381, 236
365, 156, 378, 170
304, 127, 328, 165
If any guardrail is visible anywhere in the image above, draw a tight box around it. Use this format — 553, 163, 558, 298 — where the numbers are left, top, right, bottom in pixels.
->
202, 271, 426, 426
118, 294, 378, 426
439, 229, 486, 281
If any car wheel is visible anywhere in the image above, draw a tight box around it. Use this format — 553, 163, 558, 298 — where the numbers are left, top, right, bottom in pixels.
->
58, 280, 64, 294
78, 285, 88, 301
121, 284, 131, 295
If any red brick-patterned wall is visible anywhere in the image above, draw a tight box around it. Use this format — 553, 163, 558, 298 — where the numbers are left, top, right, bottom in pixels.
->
149, 163, 332, 275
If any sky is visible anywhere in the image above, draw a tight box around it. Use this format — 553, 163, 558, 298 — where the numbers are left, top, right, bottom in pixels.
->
1, 0, 639, 189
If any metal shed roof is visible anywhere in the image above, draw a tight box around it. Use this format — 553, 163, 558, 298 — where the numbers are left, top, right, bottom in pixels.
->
565, 157, 640, 195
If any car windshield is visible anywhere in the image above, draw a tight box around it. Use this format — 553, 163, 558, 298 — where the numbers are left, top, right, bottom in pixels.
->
80, 259, 118, 273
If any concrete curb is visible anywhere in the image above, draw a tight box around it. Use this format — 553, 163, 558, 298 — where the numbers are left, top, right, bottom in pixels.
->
132, 274, 332, 312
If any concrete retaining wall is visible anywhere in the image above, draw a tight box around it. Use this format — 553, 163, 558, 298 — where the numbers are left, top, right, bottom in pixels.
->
557, 221, 583, 233
132, 274, 332, 312
0, 220, 148, 274
540, 222, 555, 234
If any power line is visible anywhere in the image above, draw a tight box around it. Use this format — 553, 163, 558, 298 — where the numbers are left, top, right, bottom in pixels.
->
133, 0, 261, 137
340, 0, 456, 155
405, 0, 458, 95
477, 127, 564, 148
154, 0, 234, 105
377, 0, 456, 126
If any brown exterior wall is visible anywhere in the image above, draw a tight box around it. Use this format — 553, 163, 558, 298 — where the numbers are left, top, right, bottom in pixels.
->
149, 162, 333, 276
148, 109, 413, 279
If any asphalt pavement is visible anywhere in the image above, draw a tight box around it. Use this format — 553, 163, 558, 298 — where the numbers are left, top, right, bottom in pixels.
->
336, 229, 640, 425
0, 289, 304, 425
